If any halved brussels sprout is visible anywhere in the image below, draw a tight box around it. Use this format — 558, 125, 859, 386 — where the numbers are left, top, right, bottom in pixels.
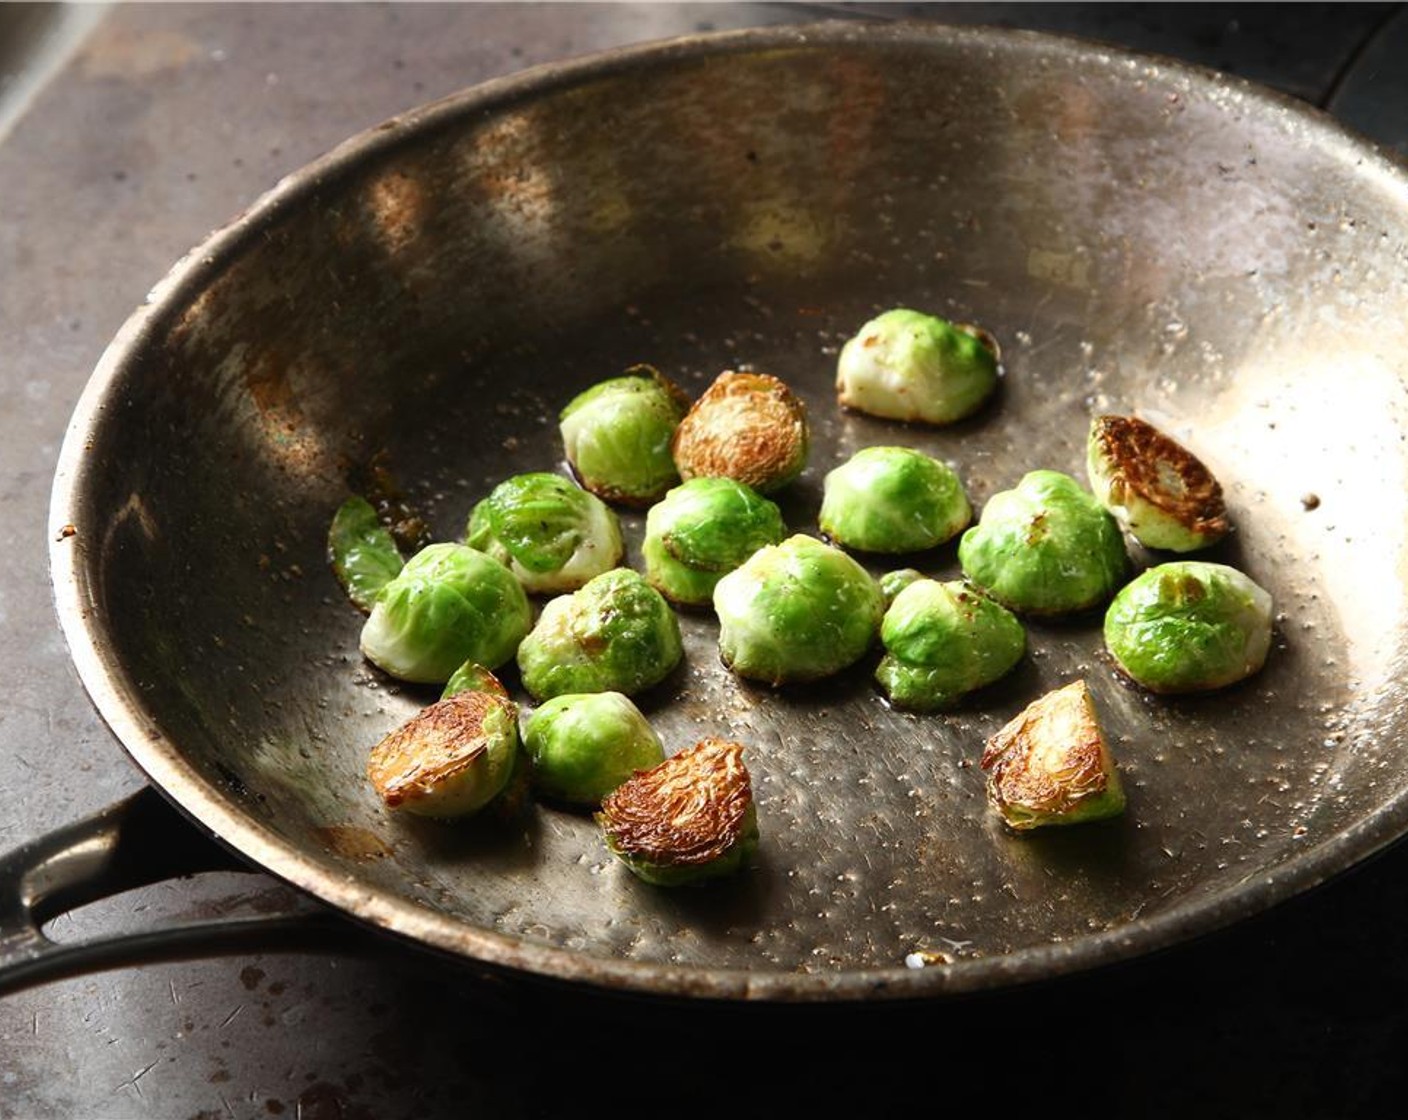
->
596, 738, 759, 886
1104, 561, 1272, 693
523, 691, 666, 806
958, 470, 1129, 615
713, 534, 884, 685
876, 580, 1025, 711
359, 543, 531, 684
642, 477, 787, 606
466, 472, 624, 595
671, 371, 809, 493
367, 689, 520, 818
819, 446, 971, 553
328, 495, 404, 612
981, 680, 1125, 831
1087, 415, 1229, 552
517, 568, 683, 701
836, 308, 998, 425
559, 365, 689, 508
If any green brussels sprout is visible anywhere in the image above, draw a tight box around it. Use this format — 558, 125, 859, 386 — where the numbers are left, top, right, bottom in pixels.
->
671, 371, 809, 493
359, 543, 532, 684
981, 680, 1125, 831
836, 309, 998, 425
879, 568, 925, 607
328, 496, 404, 612
367, 689, 521, 818
876, 580, 1025, 711
958, 470, 1129, 615
1104, 561, 1273, 693
517, 568, 683, 701
642, 477, 787, 606
596, 738, 758, 886
1087, 415, 1230, 552
819, 446, 971, 553
559, 365, 689, 507
466, 472, 624, 595
713, 534, 884, 685
523, 692, 666, 806
442, 660, 510, 701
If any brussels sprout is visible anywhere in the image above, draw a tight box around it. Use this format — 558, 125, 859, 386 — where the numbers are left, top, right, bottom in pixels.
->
642, 477, 787, 606
1104, 561, 1273, 693
671, 371, 809, 493
523, 691, 665, 806
819, 446, 971, 553
517, 568, 683, 701
559, 365, 689, 507
876, 580, 1025, 711
713, 534, 884, 685
328, 495, 404, 612
1087, 415, 1229, 552
981, 680, 1125, 831
466, 472, 624, 595
836, 308, 998, 425
596, 738, 759, 886
958, 470, 1129, 615
360, 543, 532, 684
442, 660, 510, 701
367, 689, 521, 818
879, 568, 925, 607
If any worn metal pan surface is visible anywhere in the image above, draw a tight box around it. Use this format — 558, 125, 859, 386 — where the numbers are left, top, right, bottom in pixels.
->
45, 22, 1408, 1001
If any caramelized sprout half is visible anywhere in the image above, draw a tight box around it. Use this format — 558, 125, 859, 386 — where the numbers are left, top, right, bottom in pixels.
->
597, 738, 759, 886
671, 371, 809, 493
981, 680, 1125, 831
1087, 415, 1229, 552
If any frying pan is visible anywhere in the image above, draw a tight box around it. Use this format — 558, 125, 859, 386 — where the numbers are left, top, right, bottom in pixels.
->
14, 21, 1408, 1002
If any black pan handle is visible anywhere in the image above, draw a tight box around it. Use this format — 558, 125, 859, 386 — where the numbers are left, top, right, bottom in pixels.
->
0, 787, 376, 995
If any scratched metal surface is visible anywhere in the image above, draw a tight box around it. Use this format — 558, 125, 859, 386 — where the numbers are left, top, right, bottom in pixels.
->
7, 3, 1408, 1117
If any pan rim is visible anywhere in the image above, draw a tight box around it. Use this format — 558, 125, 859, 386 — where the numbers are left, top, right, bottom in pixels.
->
47, 18, 1408, 1002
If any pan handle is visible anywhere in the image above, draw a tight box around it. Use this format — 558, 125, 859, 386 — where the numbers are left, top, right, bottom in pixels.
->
0, 787, 375, 995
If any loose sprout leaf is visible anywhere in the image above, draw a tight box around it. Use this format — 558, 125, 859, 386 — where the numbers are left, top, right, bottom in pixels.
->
328, 496, 405, 612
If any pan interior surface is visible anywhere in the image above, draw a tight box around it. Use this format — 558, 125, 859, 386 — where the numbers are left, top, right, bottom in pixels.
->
53, 25, 1408, 999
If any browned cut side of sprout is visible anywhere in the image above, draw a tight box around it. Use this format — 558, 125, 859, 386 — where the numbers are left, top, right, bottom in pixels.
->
980, 679, 1125, 829
598, 738, 753, 868
1089, 415, 1228, 549
671, 371, 808, 493
368, 691, 506, 810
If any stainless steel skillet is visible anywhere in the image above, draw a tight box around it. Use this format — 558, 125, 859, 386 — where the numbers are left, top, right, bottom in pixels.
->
18, 21, 1408, 1001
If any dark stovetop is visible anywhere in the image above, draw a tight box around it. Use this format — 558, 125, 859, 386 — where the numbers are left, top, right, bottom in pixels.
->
4, 5, 1408, 1117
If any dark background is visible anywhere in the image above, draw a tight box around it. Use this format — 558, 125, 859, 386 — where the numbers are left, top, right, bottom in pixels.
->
3, 4, 1407, 1117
